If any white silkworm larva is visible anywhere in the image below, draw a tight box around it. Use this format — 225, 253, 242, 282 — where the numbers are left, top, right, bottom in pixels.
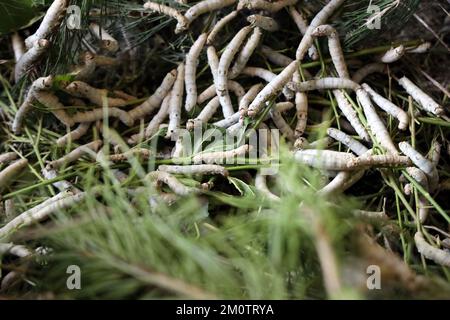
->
362, 83, 409, 130
128, 68, 177, 121
238, 0, 297, 12
0, 152, 18, 165
4, 199, 15, 220
144, 1, 188, 33
71, 107, 133, 127
206, 45, 219, 81
167, 63, 185, 139
216, 26, 252, 118
398, 76, 444, 116
213, 111, 240, 128
65, 81, 127, 108
380, 45, 405, 63
347, 154, 412, 169
34, 91, 74, 127
48, 140, 102, 170
260, 46, 293, 67
404, 167, 429, 222
333, 90, 370, 142
107, 149, 151, 162
238, 83, 263, 116
146, 171, 199, 196
399, 141, 439, 191
178, 0, 237, 33
293, 71, 308, 137
0, 159, 28, 190
326, 128, 369, 156
197, 81, 245, 104
207, 10, 238, 45
428, 140, 441, 166
311, 25, 349, 79
187, 96, 220, 130
185, 33, 207, 112
25, 0, 67, 48
0, 243, 32, 258
11, 33, 26, 62
255, 172, 279, 201
241, 67, 293, 99
353, 210, 388, 221
288, 77, 360, 92
294, 150, 356, 171
42, 167, 79, 193
356, 88, 398, 154
89, 23, 119, 52
0, 191, 86, 239
56, 123, 91, 147
193, 144, 251, 164
351, 63, 386, 84
414, 232, 450, 267
247, 15, 279, 32
288, 6, 318, 60
158, 164, 228, 176
270, 109, 295, 142
229, 27, 263, 79
407, 42, 431, 54
15, 39, 50, 81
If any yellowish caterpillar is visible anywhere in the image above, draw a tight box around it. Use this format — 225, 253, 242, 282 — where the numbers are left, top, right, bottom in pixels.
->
216, 26, 252, 118
15, 39, 50, 81
398, 76, 444, 116
192, 144, 251, 164
260, 45, 293, 67
362, 83, 409, 130
47, 140, 102, 170
89, 23, 119, 52
158, 164, 229, 176
185, 33, 208, 112
25, 0, 67, 49
351, 63, 386, 84
288, 6, 318, 60
255, 172, 279, 201
177, 0, 237, 33
238, 0, 298, 12
229, 27, 263, 79
144, 1, 188, 33
65, 81, 128, 108
128, 68, 177, 121
57, 123, 91, 147
247, 15, 279, 32
34, 91, 74, 127
380, 45, 405, 63
146, 171, 200, 196
107, 148, 151, 162
294, 149, 356, 171
414, 231, 450, 267
0, 159, 28, 190
207, 10, 239, 45
167, 63, 185, 139
0, 152, 18, 165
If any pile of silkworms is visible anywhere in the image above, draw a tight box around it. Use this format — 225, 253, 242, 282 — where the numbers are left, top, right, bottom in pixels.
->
1, 0, 450, 290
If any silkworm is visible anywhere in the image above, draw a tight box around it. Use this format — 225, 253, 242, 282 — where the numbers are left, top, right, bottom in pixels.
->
293, 71, 308, 137
428, 140, 441, 166
226, 121, 244, 135
113, 90, 137, 101
260, 46, 293, 67
144, 1, 188, 33
270, 109, 295, 142
326, 128, 369, 156
165, 63, 185, 139
399, 141, 439, 191
0, 152, 18, 165
48, 140, 102, 170
351, 63, 386, 84
241, 67, 293, 99
414, 231, 450, 267
187, 96, 220, 130
0, 191, 86, 239
207, 10, 238, 45
356, 88, 398, 154
42, 167, 80, 193
71, 107, 133, 127
112, 169, 129, 183
407, 42, 431, 54
216, 26, 252, 118
0, 159, 28, 190
128, 68, 177, 121
353, 210, 388, 221
4, 199, 15, 220
0, 243, 32, 258
33, 91, 74, 127
288, 78, 360, 92
57, 123, 91, 147
15, 39, 50, 81
185, 33, 207, 112
107, 148, 151, 162
197, 81, 245, 105
333, 90, 370, 142
347, 154, 412, 169
311, 25, 349, 78
238, 83, 263, 116
192, 144, 251, 164
89, 23, 119, 52
255, 172, 279, 201
294, 149, 356, 171
11, 32, 26, 63
398, 76, 444, 116
288, 6, 318, 60
247, 15, 279, 32
238, 0, 298, 12
213, 111, 241, 128
404, 167, 429, 222
73, 52, 96, 81
146, 171, 200, 196
177, 0, 237, 33
229, 27, 263, 79
65, 81, 127, 108
380, 45, 405, 63
362, 83, 409, 130
25, 0, 68, 48
158, 164, 228, 176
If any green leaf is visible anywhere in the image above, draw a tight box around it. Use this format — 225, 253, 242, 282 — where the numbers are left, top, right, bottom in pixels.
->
0, 0, 40, 35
